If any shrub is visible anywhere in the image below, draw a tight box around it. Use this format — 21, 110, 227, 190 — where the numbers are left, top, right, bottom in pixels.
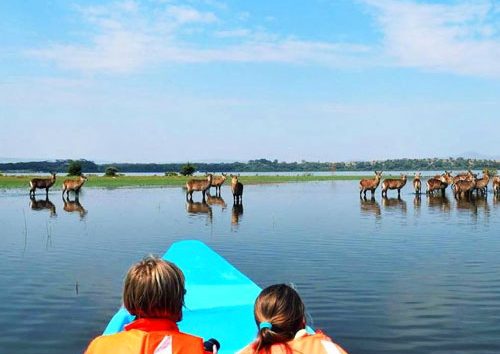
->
180, 163, 196, 176
105, 166, 119, 177
165, 172, 178, 177
67, 160, 82, 176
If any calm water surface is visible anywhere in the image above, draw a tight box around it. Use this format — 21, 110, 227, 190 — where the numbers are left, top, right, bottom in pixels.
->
1, 181, 500, 353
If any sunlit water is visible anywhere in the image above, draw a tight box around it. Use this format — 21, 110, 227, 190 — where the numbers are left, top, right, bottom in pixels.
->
1, 181, 500, 354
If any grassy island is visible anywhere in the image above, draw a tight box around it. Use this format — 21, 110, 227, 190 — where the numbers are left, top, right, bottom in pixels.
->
0, 174, 388, 190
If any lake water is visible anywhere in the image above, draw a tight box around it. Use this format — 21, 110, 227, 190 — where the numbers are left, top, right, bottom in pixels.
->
1, 181, 500, 354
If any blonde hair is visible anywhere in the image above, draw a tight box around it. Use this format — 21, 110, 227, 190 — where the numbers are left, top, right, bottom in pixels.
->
123, 256, 185, 321
252, 284, 306, 354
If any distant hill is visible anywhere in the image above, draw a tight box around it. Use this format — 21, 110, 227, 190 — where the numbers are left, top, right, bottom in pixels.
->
0, 157, 499, 173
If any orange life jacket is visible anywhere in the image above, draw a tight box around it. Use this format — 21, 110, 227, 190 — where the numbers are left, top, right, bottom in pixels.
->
237, 331, 349, 354
85, 318, 208, 354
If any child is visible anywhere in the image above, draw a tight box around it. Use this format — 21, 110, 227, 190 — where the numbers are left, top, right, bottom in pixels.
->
238, 284, 348, 354
85, 256, 217, 354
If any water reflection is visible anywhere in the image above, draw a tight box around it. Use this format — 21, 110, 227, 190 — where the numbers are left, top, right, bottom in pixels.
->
359, 196, 381, 218
493, 195, 500, 207
29, 196, 57, 217
62, 196, 88, 219
413, 193, 422, 210
382, 196, 407, 213
426, 195, 451, 214
231, 203, 244, 228
186, 201, 212, 223
206, 192, 227, 210
456, 198, 477, 214
475, 195, 490, 219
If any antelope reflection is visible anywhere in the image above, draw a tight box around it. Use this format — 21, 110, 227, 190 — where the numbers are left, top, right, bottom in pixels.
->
231, 203, 244, 227
426, 195, 451, 213
475, 195, 490, 218
62, 195, 88, 219
359, 196, 381, 218
493, 194, 500, 207
382, 196, 407, 213
456, 198, 477, 215
186, 201, 213, 223
30, 196, 57, 217
413, 195, 421, 208
206, 192, 227, 210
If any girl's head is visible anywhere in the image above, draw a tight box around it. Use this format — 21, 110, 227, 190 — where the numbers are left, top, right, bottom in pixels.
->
123, 256, 185, 321
253, 284, 306, 353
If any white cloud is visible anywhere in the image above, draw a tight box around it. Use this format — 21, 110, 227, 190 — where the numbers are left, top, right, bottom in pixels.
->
364, 0, 500, 78
27, 1, 372, 73
166, 5, 218, 24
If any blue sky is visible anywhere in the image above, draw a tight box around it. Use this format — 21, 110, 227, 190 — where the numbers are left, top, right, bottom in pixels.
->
0, 0, 499, 163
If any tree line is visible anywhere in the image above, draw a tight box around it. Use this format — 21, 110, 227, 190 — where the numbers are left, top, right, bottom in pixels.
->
1, 157, 499, 174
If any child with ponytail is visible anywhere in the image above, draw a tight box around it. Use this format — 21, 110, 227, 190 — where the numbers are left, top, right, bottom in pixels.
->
238, 284, 348, 354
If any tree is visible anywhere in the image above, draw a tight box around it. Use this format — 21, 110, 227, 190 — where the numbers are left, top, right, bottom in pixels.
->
180, 163, 196, 176
105, 166, 119, 176
67, 160, 82, 176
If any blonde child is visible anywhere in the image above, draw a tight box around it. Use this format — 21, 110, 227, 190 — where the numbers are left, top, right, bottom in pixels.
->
85, 256, 217, 354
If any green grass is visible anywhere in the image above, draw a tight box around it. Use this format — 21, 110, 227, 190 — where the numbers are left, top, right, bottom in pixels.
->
0, 174, 389, 189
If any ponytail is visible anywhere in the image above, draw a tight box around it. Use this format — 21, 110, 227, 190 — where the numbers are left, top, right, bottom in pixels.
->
251, 284, 306, 354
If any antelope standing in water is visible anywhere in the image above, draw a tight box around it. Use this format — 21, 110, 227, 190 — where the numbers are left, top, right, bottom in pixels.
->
29, 173, 56, 197
452, 170, 475, 184
231, 175, 243, 205
62, 175, 88, 197
186, 174, 212, 202
473, 170, 490, 196
493, 176, 500, 196
30, 196, 57, 217
381, 174, 407, 197
426, 171, 453, 196
62, 195, 87, 219
359, 171, 383, 198
210, 173, 227, 196
453, 175, 477, 199
413, 172, 422, 195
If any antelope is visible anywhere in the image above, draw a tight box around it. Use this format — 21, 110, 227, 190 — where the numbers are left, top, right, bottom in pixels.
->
426, 172, 452, 196
453, 170, 475, 184
210, 173, 227, 196
413, 172, 422, 195
359, 171, 383, 198
62, 195, 87, 219
231, 174, 243, 205
453, 175, 477, 199
29, 173, 56, 197
381, 174, 407, 197
206, 192, 227, 210
493, 176, 500, 195
186, 174, 212, 202
62, 175, 88, 197
30, 196, 57, 217
473, 170, 490, 196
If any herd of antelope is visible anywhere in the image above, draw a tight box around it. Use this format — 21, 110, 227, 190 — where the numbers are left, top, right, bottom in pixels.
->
28, 173, 89, 219
360, 170, 500, 199
27, 172, 244, 223
185, 173, 244, 205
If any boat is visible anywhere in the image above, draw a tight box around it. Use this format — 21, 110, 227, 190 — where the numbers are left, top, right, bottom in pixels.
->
103, 240, 262, 354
